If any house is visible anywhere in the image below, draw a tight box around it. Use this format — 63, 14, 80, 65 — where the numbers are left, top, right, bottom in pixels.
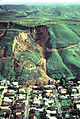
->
1, 101, 11, 106
60, 89, 67, 94
16, 112, 22, 116
58, 86, 63, 90
4, 80, 10, 86
78, 81, 80, 85
76, 104, 80, 111
19, 88, 25, 93
44, 85, 55, 89
33, 90, 38, 93
0, 106, 10, 110
45, 101, 49, 107
46, 100, 55, 104
0, 80, 6, 86
56, 80, 60, 84
46, 114, 57, 119
45, 90, 52, 93
18, 94, 26, 101
38, 95, 42, 100
69, 81, 74, 85
73, 96, 80, 103
15, 112, 23, 119
59, 95, 68, 100
32, 86, 38, 89
33, 98, 40, 104
38, 91, 42, 94
7, 89, 15, 94
3, 97, 12, 103
46, 93, 53, 97
48, 79, 53, 84
71, 93, 80, 97
34, 107, 44, 112
72, 88, 78, 94
31, 115, 37, 119
76, 86, 80, 94
11, 82, 18, 86
46, 110, 57, 115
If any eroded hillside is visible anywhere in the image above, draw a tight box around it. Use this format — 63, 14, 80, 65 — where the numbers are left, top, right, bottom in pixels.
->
12, 30, 52, 85
1, 23, 80, 84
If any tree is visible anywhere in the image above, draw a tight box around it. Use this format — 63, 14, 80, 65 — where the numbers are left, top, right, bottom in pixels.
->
0, 75, 6, 80
2, 58, 15, 82
17, 69, 29, 82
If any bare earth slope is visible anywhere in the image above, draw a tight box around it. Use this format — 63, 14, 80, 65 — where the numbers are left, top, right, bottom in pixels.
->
12, 32, 52, 86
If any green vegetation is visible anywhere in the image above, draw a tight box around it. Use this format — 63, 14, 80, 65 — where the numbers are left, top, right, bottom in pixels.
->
1, 58, 15, 82
47, 24, 80, 48
0, 27, 29, 55
46, 51, 74, 79
16, 50, 40, 64
14, 50, 42, 82
46, 23, 80, 80
1, 4, 80, 26
61, 99, 72, 107
59, 48, 80, 79
15, 67, 42, 82
0, 75, 6, 80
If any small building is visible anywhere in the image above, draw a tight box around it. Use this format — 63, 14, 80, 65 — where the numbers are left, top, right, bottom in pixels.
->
46, 114, 57, 119
60, 89, 67, 94
33, 90, 38, 93
19, 88, 25, 93
33, 99, 40, 104
11, 82, 18, 86
45, 90, 52, 93
72, 88, 78, 94
0, 80, 6, 86
3, 97, 12, 103
76, 104, 80, 111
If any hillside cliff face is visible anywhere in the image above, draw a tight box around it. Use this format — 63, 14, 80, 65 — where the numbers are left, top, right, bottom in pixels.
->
12, 30, 52, 86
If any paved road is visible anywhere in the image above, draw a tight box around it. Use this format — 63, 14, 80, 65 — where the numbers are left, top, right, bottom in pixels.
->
53, 89, 63, 119
0, 86, 7, 106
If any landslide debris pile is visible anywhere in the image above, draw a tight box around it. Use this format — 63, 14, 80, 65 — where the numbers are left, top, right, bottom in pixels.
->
12, 31, 51, 85
1, 23, 80, 83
